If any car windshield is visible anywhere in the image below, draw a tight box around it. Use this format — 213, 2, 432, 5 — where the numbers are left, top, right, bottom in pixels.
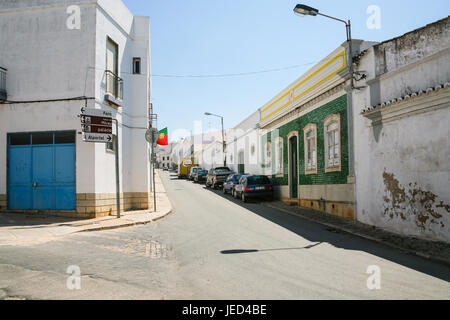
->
214, 168, 231, 174
247, 176, 271, 185
233, 174, 243, 182
200, 170, 208, 174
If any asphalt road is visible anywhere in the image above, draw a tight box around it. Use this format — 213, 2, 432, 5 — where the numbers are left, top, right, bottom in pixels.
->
0, 170, 449, 300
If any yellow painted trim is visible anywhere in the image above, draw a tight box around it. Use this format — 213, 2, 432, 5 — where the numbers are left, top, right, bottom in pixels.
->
261, 51, 346, 121
261, 91, 290, 113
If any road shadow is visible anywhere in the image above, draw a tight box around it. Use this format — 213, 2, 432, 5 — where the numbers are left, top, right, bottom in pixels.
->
0, 211, 81, 229
221, 243, 322, 254
201, 185, 450, 282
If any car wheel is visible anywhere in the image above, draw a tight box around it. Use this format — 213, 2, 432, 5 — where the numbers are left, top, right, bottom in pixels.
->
241, 192, 247, 203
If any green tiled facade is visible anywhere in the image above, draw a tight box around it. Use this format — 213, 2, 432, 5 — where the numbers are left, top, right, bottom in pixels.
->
264, 94, 348, 186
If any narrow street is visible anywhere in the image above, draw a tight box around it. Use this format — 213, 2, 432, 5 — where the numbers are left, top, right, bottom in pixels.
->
0, 170, 449, 300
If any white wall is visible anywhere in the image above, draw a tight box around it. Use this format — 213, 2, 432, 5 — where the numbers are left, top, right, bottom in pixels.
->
0, 0, 151, 198
226, 111, 262, 175
93, 2, 151, 195
0, 1, 97, 195
353, 17, 450, 242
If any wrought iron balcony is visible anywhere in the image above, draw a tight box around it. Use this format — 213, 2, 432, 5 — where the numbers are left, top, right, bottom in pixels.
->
105, 70, 123, 103
0, 67, 7, 101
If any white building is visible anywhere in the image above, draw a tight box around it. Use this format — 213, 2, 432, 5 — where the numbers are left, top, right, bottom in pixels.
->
0, 0, 152, 217
352, 17, 450, 242
226, 111, 262, 175
156, 145, 172, 168
200, 140, 225, 170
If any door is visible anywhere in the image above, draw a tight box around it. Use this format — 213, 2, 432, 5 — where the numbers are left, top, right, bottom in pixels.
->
106, 38, 118, 75
8, 132, 76, 210
106, 38, 119, 96
238, 150, 245, 174
8, 140, 33, 209
289, 136, 298, 199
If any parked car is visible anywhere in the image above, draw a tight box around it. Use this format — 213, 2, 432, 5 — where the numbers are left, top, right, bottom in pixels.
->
234, 175, 273, 202
189, 166, 201, 180
223, 173, 246, 196
193, 169, 208, 183
163, 166, 168, 171
206, 167, 232, 189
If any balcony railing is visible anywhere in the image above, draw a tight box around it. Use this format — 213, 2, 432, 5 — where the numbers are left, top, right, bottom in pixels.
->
0, 67, 7, 101
105, 70, 123, 101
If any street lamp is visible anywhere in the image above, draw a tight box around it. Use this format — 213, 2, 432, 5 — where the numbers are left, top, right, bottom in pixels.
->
293, 3, 354, 89
205, 112, 226, 166
293, 4, 318, 16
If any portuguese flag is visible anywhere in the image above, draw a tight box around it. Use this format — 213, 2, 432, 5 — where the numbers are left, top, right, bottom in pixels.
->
157, 127, 168, 145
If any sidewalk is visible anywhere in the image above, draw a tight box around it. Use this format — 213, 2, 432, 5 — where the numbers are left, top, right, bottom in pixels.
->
263, 201, 450, 267
0, 171, 172, 246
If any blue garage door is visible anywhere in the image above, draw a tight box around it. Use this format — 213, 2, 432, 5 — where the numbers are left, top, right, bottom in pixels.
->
8, 132, 76, 210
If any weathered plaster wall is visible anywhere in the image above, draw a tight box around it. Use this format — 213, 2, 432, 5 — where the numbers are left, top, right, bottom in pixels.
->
353, 17, 450, 242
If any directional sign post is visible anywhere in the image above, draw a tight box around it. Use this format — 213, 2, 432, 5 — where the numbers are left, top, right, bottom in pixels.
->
80, 108, 113, 143
79, 107, 120, 218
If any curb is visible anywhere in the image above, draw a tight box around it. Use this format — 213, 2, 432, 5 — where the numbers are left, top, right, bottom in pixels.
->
76, 208, 173, 233
76, 170, 174, 233
262, 203, 450, 268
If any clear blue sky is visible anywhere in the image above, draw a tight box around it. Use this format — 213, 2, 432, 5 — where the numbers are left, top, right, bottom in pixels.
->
123, 0, 449, 141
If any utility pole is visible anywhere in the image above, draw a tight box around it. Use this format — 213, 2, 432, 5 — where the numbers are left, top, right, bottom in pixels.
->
112, 119, 120, 218
148, 113, 158, 212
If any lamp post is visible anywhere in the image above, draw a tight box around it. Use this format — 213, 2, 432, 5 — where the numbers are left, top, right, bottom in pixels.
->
205, 112, 226, 166
293, 4, 354, 89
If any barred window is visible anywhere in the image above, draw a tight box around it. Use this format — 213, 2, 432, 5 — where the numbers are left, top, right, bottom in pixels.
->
275, 137, 284, 176
304, 124, 317, 174
324, 115, 341, 171
265, 142, 272, 169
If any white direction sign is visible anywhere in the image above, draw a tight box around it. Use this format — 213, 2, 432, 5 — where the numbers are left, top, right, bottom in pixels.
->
80, 108, 114, 143
80, 107, 113, 118
82, 132, 113, 143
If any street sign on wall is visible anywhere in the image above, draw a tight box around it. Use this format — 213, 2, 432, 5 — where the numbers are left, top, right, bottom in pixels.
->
82, 132, 113, 143
145, 128, 159, 144
80, 107, 113, 118
82, 124, 113, 134
80, 115, 112, 126
80, 108, 113, 143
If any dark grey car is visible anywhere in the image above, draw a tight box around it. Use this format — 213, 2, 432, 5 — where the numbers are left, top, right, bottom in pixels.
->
205, 167, 232, 189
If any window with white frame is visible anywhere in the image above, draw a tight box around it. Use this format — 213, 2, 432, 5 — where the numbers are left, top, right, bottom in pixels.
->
304, 124, 317, 173
133, 57, 141, 74
275, 137, 284, 176
324, 114, 341, 171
